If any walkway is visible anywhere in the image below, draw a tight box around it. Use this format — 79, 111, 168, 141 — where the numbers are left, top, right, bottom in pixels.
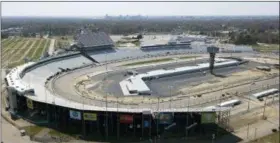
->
48, 39, 55, 55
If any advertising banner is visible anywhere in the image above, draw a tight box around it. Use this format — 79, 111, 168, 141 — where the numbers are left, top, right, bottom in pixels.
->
83, 113, 97, 121
144, 120, 150, 128
26, 98, 33, 109
201, 112, 216, 124
69, 110, 81, 120
120, 115, 133, 124
155, 113, 174, 124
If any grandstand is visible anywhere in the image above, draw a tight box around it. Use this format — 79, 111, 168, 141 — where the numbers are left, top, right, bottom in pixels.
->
72, 29, 115, 50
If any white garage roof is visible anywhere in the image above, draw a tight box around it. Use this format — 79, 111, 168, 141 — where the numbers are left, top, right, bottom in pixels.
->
120, 58, 239, 95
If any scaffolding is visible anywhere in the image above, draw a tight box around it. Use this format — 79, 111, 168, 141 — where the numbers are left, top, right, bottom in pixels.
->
217, 109, 232, 132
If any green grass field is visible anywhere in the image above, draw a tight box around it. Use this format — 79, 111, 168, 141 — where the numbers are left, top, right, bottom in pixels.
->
1, 37, 51, 68
2, 38, 17, 51
53, 36, 73, 49
9, 40, 32, 62
25, 39, 41, 59
32, 39, 51, 59
179, 55, 199, 60
123, 58, 173, 66
32, 39, 45, 59
123, 56, 200, 66
252, 44, 279, 52
22, 126, 45, 137
2, 38, 24, 56
250, 131, 279, 143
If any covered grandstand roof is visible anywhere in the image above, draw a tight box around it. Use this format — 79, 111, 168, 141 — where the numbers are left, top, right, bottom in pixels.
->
75, 29, 114, 47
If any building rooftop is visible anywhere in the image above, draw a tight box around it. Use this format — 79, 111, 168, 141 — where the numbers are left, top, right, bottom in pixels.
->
140, 34, 208, 47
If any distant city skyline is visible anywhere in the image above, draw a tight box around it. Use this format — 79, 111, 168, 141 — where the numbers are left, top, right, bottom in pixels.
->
2, 2, 279, 17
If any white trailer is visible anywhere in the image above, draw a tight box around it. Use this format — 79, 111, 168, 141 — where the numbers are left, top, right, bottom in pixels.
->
252, 88, 279, 99
217, 99, 241, 107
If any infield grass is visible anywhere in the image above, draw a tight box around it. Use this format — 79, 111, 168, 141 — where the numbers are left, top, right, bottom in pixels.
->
123, 58, 173, 66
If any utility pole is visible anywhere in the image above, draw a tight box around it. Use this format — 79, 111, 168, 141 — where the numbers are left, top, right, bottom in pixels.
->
105, 93, 108, 141
262, 97, 267, 119
212, 134, 215, 143
254, 128, 257, 140
266, 84, 269, 89
217, 95, 222, 137
186, 97, 190, 140
157, 97, 159, 138
141, 110, 143, 140
82, 93, 85, 138
104, 51, 108, 141
117, 96, 119, 140
105, 52, 108, 72
248, 86, 251, 111
169, 85, 173, 108
247, 123, 250, 139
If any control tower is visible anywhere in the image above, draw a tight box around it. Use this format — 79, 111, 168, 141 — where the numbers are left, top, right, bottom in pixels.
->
207, 46, 219, 74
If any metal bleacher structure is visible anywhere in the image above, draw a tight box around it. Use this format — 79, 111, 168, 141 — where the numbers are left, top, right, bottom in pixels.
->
73, 29, 114, 50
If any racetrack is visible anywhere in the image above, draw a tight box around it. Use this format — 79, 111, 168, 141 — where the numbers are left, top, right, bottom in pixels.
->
46, 51, 278, 111
8, 46, 277, 112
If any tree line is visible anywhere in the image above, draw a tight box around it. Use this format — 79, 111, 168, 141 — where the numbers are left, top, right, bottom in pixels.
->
1, 16, 279, 45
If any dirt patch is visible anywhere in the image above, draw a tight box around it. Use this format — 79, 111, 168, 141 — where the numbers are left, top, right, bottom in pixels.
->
207, 79, 221, 84
230, 107, 279, 130
245, 57, 279, 65
250, 131, 279, 143
180, 69, 278, 95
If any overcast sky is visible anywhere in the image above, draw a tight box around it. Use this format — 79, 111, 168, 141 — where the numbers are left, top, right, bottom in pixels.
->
2, 2, 279, 17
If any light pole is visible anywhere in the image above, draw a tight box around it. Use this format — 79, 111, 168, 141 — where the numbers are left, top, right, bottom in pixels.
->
247, 123, 250, 139
254, 128, 257, 140
168, 85, 173, 109
262, 97, 267, 119
186, 96, 190, 140
105, 52, 108, 72
117, 96, 119, 140
82, 92, 86, 138
157, 96, 159, 137
212, 134, 215, 143
248, 85, 251, 111
105, 92, 108, 141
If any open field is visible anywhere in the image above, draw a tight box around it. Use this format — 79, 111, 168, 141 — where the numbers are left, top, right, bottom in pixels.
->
33, 39, 51, 59
252, 44, 279, 52
1, 37, 52, 68
250, 131, 279, 143
22, 126, 44, 137
53, 36, 73, 49
123, 57, 174, 66
179, 55, 199, 60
